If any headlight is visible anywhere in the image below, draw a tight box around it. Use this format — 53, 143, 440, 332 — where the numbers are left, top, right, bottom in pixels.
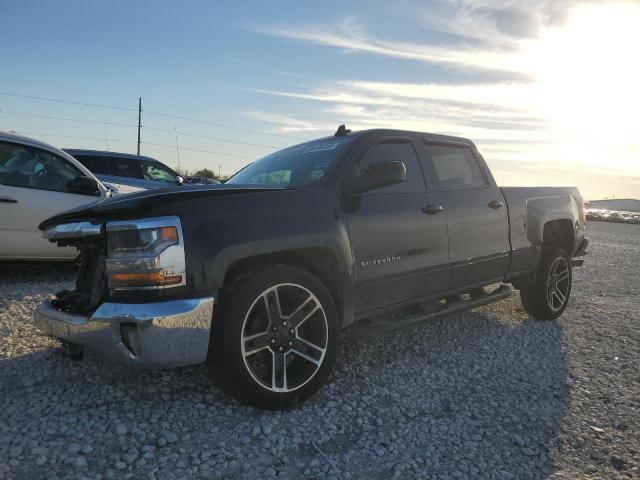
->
105, 216, 186, 290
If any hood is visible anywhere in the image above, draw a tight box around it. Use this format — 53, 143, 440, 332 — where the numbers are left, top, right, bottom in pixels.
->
39, 184, 287, 230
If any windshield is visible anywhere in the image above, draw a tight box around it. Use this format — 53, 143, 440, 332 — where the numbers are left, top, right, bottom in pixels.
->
226, 136, 354, 187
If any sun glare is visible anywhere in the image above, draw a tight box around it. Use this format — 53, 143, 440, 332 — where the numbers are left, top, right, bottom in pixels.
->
529, 2, 640, 145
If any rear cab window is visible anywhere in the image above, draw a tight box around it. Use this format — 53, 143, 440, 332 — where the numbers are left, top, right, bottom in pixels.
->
421, 142, 487, 190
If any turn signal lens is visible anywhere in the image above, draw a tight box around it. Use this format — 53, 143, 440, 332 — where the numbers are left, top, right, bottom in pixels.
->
160, 226, 178, 242
109, 271, 183, 288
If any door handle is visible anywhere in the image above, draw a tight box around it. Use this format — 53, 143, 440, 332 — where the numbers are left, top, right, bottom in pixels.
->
487, 200, 504, 209
421, 204, 443, 215
0, 196, 17, 204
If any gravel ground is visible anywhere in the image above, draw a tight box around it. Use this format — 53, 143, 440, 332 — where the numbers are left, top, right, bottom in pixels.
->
0, 221, 638, 480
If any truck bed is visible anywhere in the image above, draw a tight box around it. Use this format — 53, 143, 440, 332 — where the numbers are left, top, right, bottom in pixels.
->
501, 186, 585, 279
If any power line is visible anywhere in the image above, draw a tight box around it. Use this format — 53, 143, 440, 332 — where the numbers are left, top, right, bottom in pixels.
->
1, 91, 307, 141
0, 92, 136, 111
144, 109, 305, 141
141, 141, 258, 159
10, 130, 136, 143
141, 125, 281, 149
0, 109, 137, 127
10, 130, 259, 160
0, 109, 279, 150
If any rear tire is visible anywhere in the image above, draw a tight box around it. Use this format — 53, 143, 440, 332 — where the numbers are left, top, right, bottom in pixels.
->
519, 247, 572, 320
208, 264, 339, 410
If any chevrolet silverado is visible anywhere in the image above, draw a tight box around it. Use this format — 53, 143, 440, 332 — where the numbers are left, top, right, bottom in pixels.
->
34, 127, 588, 409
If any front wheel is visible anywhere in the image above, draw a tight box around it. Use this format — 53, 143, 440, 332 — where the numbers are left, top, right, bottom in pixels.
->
208, 265, 338, 409
519, 247, 572, 320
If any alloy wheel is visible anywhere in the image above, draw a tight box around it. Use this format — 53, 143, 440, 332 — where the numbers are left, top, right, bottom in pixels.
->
240, 283, 328, 392
546, 257, 570, 311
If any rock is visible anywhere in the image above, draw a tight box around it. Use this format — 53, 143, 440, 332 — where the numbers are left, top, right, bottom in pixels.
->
73, 456, 88, 468
611, 456, 626, 471
513, 435, 525, 447
9, 447, 22, 458
115, 425, 128, 436
68, 443, 83, 455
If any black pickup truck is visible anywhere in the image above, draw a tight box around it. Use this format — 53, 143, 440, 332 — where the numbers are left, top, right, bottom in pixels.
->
35, 127, 588, 409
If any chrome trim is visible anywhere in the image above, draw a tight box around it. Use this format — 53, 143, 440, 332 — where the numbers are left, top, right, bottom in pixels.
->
105, 216, 186, 291
43, 221, 102, 240
34, 297, 215, 368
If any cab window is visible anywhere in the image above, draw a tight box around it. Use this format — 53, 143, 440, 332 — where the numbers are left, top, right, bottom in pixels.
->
422, 143, 486, 190
109, 157, 143, 179
139, 160, 178, 183
0, 141, 83, 193
355, 141, 424, 194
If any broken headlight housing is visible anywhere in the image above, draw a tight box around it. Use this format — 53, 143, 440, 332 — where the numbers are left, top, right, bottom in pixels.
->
105, 216, 186, 290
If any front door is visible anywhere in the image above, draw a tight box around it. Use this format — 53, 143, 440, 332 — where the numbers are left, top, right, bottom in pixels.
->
343, 137, 450, 314
0, 141, 101, 259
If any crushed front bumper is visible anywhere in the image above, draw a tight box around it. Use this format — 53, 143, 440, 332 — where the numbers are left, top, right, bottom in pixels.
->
34, 297, 215, 368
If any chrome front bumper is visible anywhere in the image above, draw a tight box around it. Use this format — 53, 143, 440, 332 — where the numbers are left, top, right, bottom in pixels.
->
34, 297, 215, 368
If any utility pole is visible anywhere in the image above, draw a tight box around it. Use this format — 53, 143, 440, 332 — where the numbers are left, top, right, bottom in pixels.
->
174, 125, 181, 173
137, 97, 142, 155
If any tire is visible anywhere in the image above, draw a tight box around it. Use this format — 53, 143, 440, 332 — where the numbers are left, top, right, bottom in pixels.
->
519, 246, 572, 320
208, 264, 339, 410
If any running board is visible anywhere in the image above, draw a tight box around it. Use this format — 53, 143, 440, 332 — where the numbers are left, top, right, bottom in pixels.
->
351, 284, 513, 340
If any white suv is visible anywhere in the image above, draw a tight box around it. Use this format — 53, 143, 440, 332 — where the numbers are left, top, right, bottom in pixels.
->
0, 132, 109, 260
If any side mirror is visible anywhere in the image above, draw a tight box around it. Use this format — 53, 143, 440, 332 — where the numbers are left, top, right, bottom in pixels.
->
176, 175, 184, 185
67, 176, 100, 196
345, 160, 406, 195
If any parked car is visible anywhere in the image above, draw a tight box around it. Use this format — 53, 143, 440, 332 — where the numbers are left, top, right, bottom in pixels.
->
35, 127, 588, 409
184, 176, 221, 185
64, 149, 184, 194
0, 132, 109, 260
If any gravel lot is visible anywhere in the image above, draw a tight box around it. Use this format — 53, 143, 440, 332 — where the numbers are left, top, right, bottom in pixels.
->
1, 221, 638, 480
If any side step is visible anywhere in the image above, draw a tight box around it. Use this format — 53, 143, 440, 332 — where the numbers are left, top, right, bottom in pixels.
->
351, 284, 513, 340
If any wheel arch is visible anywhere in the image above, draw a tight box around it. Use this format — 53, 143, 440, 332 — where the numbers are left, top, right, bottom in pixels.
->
542, 219, 575, 254
220, 247, 351, 327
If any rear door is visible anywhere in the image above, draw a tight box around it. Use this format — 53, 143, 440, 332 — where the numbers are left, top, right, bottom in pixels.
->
343, 136, 450, 314
0, 141, 103, 259
418, 140, 509, 289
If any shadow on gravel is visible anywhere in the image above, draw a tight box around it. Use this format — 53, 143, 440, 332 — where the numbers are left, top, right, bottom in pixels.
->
1, 301, 571, 479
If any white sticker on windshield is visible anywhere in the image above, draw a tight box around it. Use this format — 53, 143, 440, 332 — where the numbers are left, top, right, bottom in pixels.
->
303, 142, 339, 154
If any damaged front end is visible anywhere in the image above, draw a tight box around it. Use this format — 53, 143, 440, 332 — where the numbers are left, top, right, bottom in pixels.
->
43, 221, 108, 315
34, 216, 215, 368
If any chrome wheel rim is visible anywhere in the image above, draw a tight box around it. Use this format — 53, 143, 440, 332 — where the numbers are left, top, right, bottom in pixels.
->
546, 257, 570, 311
240, 283, 328, 393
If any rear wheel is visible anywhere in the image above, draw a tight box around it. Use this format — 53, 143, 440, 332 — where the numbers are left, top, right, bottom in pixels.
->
519, 247, 572, 319
208, 265, 338, 409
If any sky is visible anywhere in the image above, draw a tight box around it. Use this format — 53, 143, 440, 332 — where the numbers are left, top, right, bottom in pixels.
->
1, 0, 639, 200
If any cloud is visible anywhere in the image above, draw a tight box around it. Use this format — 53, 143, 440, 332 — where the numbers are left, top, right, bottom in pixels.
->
242, 110, 334, 134
418, 0, 579, 44
252, 19, 528, 75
